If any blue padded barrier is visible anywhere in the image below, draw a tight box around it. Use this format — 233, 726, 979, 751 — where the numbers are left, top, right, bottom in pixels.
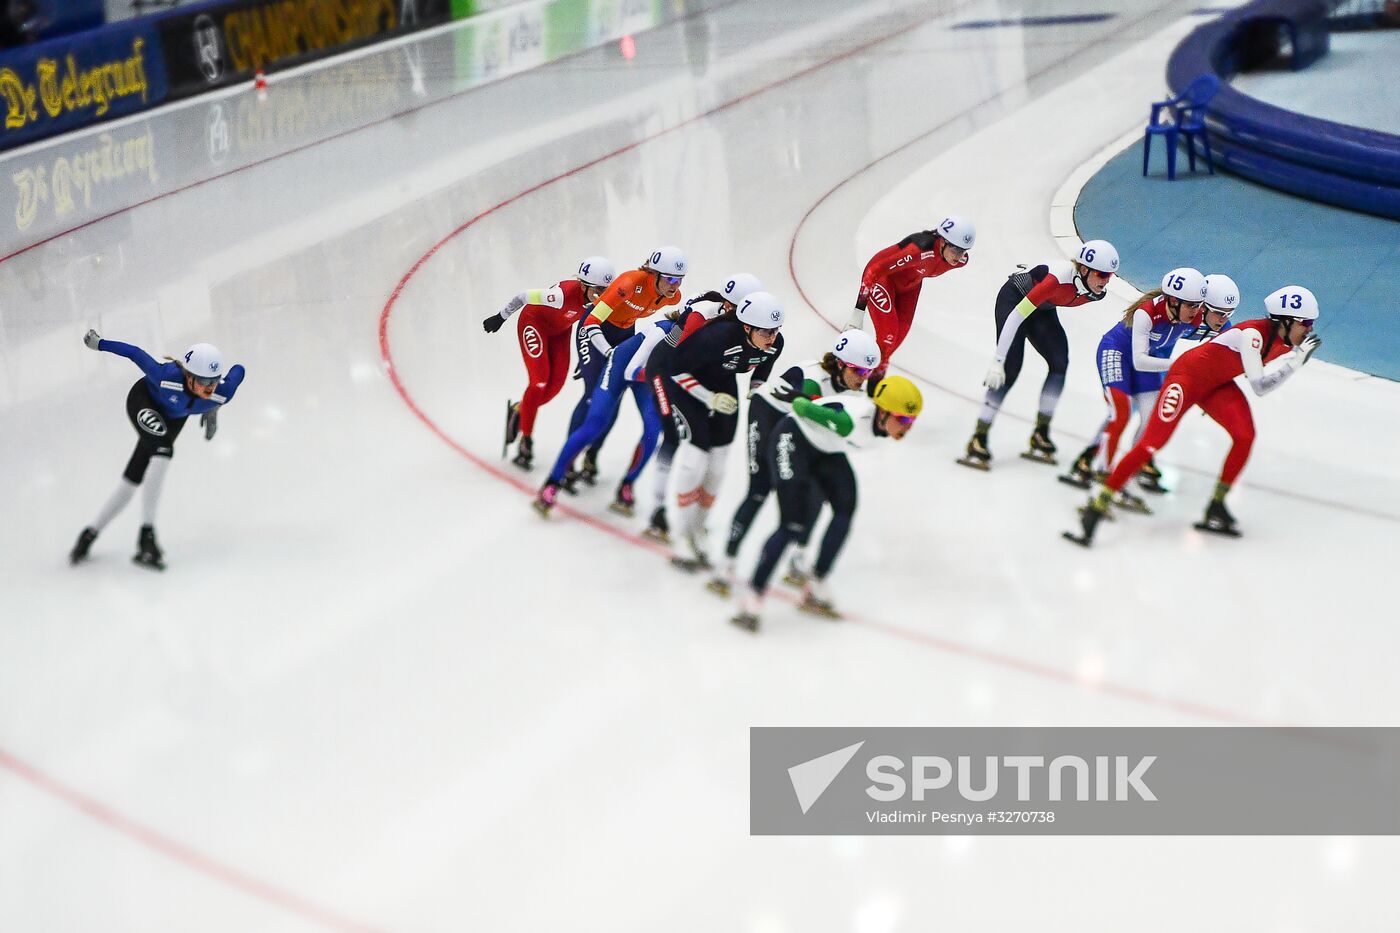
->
1166, 0, 1400, 217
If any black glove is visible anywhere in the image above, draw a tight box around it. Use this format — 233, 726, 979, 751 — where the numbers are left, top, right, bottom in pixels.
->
201, 408, 218, 440
482, 314, 505, 333
770, 377, 801, 404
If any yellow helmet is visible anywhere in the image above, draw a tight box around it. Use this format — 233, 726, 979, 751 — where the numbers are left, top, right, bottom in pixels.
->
871, 375, 922, 418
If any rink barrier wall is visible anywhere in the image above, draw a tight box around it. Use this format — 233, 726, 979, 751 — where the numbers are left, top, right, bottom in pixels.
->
1166, 0, 1400, 217
155, 0, 453, 100
0, 18, 168, 152
0, 0, 552, 152
26, 0, 106, 42
0, 0, 678, 245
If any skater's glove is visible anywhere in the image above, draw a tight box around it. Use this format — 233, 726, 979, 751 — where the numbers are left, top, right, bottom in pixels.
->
709, 392, 738, 415
1296, 333, 1322, 365
482, 313, 505, 333
982, 360, 1006, 390
83, 328, 102, 350
769, 377, 801, 404
200, 408, 218, 440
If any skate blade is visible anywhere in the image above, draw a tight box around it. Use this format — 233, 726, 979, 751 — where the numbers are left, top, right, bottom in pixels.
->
781, 571, 809, 588
1113, 498, 1153, 516
1019, 451, 1058, 466
1057, 473, 1091, 490
608, 501, 635, 517
531, 500, 553, 518
798, 599, 841, 620
705, 578, 731, 597
642, 527, 670, 545
511, 458, 533, 472
1193, 521, 1241, 538
1061, 530, 1093, 548
580, 473, 598, 487
1078, 506, 1115, 523
503, 400, 519, 456
954, 456, 991, 472
132, 554, 166, 572
671, 556, 712, 574
729, 613, 760, 633
1136, 480, 1168, 495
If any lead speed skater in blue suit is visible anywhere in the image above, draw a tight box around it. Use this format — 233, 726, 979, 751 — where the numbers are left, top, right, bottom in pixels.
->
70, 330, 246, 570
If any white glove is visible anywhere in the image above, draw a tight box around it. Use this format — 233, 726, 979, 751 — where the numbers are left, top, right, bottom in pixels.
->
84, 328, 102, 350
982, 360, 1006, 390
846, 305, 866, 330
709, 392, 738, 415
1296, 333, 1322, 365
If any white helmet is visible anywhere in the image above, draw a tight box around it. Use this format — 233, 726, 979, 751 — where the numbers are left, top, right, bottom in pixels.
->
182, 343, 223, 380
1160, 267, 1207, 302
643, 245, 687, 277
936, 214, 976, 250
1203, 274, 1240, 315
1076, 239, 1120, 274
720, 273, 763, 305
833, 329, 881, 370
576, 256, 616, 288
1265, 285, 1320, 322
735, 291, 785, 329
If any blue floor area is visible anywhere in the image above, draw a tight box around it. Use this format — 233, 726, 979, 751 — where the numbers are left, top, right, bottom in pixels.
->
1076, 141, 1400, 380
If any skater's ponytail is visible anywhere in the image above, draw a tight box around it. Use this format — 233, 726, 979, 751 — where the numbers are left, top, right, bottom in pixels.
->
820, 352, 844, 382
1121, 289, 1163, 327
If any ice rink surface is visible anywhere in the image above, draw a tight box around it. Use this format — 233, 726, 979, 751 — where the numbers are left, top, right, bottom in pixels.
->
3, 1, 1399, 930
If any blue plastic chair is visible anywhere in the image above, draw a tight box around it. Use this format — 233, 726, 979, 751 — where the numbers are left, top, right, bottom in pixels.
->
1142, 74, 1220, 180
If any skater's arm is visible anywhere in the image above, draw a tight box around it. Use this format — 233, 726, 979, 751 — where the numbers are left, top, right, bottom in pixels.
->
1239, 332, 1302, 396
668, 325, 719, 405
98, 340, 163, 378
211, 364, 246, 403
498, 286, 564, 323
793, 398, 854, 437
992, 296, 1038, 362
579, 314, 613, 356
495, 292, 527, 322
626, 324, 670, 381
767, 365, 814, 403
1130, 309, 1172, 372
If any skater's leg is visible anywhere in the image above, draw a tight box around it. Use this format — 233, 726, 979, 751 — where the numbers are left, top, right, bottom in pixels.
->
1025, 310, 1070, 453
750, 422, 816, 595
810, 455, 857, 581
546, 373, 624, 485
141, 456, 171, 527
516, 319, 561, 439
1101, 380, 1194, 494
725, 403, 780, 558
1198, 382, 1255, 487
621, 383, 662, 485
1099, 387, 1133, 469
976, 281, 1030, 428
